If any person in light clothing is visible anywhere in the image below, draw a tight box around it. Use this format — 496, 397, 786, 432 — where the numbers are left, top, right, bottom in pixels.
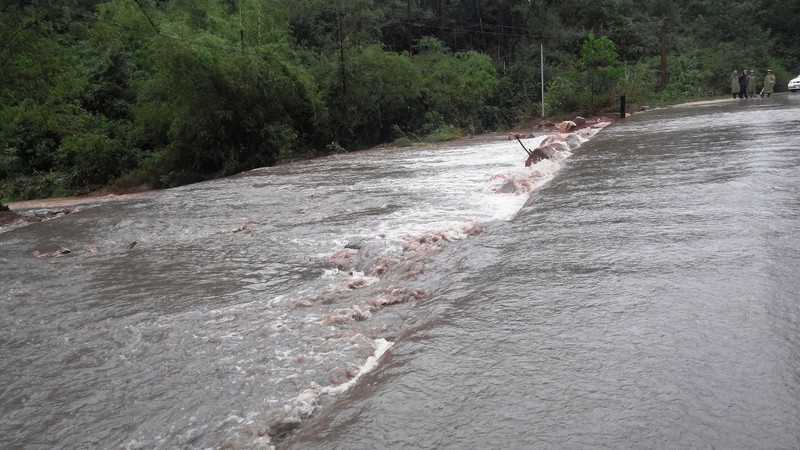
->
762, 69, 776, 97
731, 70, 740, 99
746, 69, 756, 98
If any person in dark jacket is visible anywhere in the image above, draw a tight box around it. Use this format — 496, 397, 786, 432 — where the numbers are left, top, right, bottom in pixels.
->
738, 70, 748, 99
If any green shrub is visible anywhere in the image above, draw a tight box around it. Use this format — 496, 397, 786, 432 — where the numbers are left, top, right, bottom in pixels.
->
423, 125, 462, 143
392, 137, 413, 147
57, 132, 132, 189
414, 39, 499, 131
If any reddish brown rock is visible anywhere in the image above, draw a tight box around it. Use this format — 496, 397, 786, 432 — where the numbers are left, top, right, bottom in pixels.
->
556, 121, 577, 133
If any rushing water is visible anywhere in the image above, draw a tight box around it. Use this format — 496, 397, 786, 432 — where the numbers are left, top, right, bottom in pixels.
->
2, 95, 800, 449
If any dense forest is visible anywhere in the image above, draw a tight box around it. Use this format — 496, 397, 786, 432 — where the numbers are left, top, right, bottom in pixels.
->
1, 0, 798, 201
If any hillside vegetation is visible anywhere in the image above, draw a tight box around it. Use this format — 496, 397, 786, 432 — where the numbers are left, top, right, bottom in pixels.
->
1, 0, 797, 201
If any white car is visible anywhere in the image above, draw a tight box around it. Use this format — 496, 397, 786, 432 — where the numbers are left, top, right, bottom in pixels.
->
789, 75, 800, 92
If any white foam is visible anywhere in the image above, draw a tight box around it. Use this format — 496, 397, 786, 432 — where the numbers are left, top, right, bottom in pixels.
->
389, 139, 550, 223
321, 338, 393, 395
276, 338, 394, 432
322, 268, 343, 278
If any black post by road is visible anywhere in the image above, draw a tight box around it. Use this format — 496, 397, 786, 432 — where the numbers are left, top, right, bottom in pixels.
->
620, 95, 626, 119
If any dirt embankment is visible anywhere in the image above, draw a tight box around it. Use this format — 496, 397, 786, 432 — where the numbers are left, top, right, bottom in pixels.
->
0, 192, 150, 227
0, 208, 40, 226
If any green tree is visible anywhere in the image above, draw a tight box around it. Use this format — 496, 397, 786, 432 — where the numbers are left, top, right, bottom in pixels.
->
580, 34, 623, 112
544, 34, 624, 115
0, 2, 96, 197
149, 5, 320, 180
413, 37, 499, 133
323, 44, 424, 147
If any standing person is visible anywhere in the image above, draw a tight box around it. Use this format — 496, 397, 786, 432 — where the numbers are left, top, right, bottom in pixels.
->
738, 70, 748, 99
763, 69, 776, 97
747, 69, 756, 98
731, 70, 739, 99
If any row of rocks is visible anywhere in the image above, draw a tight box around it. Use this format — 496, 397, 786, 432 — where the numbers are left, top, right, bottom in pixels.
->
507, 114, 623, 140
0, 207, 76, 226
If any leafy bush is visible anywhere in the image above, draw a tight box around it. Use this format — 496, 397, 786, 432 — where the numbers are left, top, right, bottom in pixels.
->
413, 39, 499, 132
131, 22, 318, 181
1, 172, 72, 201
321, 44, 425, 148
423, 125, 463, 143
0, 100, 62, 175
421, 111, 446, 135
615, 61, 658, 101
57, 131, 133, 189
325, 141, 347, 154
544, 71, 581, 117
493, 48, 545, 127
545, 35, 625, 115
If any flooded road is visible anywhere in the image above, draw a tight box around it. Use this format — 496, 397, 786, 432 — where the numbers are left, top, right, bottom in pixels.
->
3, 95, 800, 449
283, 95, 800, 449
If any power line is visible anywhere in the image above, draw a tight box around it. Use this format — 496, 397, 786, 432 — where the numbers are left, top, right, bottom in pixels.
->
131, 0, 159, 33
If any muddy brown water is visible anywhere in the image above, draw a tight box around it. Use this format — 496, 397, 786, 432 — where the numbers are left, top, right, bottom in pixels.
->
3, 96, 800, 449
